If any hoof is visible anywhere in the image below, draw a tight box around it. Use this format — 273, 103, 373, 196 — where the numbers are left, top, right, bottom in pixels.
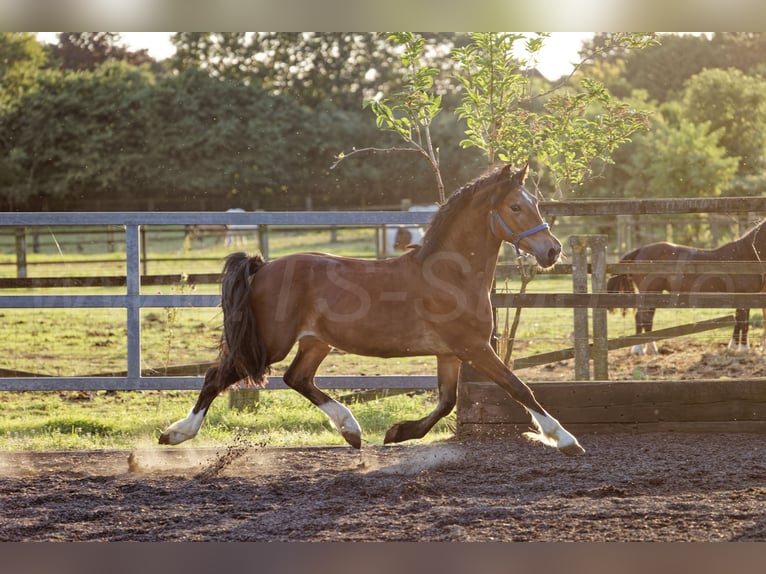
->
342, 430, 362, 449
383, 425, 404, 445
383, 421, 422, 445
157, 427, 194, 446
559, 441, 586, 456
383, 430, 398, 445
157, 410, 205, 446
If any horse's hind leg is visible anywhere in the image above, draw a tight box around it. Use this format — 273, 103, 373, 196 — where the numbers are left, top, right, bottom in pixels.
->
159, 364, 242, 445
633, 307, 658, 355
384, 354, 461, 445
729, 308, 750, 351
284, 336, 362, 449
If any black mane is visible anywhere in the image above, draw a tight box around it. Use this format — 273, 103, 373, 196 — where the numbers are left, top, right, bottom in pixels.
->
416, 166, 513, 258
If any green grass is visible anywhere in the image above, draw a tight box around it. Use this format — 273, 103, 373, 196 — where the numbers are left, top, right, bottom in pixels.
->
0, 389, 454, 450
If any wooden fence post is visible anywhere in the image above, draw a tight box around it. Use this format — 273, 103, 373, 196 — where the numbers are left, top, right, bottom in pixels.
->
590, 235, 608, 380
229, 387, 260, 411
570, 237, 590, 380
569, 235, 608, 380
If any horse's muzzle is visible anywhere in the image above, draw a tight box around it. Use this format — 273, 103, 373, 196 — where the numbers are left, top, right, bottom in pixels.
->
532, 238, 562, 269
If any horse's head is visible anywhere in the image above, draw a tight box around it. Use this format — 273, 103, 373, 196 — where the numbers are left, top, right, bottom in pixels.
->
489, 163, 561, 268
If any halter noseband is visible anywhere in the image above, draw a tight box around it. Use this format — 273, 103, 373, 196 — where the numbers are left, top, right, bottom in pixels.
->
489, 210, 550, 256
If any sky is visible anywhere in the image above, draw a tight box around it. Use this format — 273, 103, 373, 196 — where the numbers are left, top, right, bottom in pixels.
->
35, 32, 594, 81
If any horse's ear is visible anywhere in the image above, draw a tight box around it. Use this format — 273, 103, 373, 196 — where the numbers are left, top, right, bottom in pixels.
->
510, 162, 529, 186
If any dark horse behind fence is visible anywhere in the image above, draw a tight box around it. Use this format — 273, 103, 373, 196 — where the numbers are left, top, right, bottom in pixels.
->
607, 220, 766, 354
160, 163, 585, 456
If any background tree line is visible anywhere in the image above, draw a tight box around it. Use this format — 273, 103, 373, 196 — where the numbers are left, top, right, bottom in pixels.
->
1, 32, 766, 212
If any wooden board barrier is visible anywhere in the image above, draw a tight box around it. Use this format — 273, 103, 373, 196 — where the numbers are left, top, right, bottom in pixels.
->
456, 379, 766, 437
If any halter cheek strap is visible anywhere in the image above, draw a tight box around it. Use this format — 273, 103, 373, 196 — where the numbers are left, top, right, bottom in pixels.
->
490, 210, 550, 256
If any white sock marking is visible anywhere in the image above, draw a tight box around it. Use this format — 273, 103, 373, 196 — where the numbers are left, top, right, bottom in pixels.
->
526, 409, 579, 450
319, 401, 361, 437
161, 408, 207, 445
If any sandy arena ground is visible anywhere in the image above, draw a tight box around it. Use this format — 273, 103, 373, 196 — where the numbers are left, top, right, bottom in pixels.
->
0, 431, 764, 542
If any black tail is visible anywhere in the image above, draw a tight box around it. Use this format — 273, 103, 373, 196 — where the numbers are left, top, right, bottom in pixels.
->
218, 252, 270, 387
606, 273, 635, 315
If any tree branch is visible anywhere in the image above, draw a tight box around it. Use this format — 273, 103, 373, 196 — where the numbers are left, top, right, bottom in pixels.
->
330, 146, 426, 170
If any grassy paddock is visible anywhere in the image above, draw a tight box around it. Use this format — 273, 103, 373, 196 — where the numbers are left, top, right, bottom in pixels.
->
0, 225, 750, 450
0, 389, 455, 450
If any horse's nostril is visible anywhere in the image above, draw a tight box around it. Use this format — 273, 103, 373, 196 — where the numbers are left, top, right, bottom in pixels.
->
548, 247, 560, 262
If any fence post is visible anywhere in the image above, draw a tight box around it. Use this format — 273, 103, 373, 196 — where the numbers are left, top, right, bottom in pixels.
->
570, 237, 590, 380
376, 225, 386, 259
229, 387, 260, 411
125, 224, 142, 383
590, 235, 608, 380
15, 227, 27, 279
258, 225, 270, 259
569, 235, 609, 381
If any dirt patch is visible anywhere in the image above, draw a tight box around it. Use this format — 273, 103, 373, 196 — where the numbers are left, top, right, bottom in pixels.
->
1, 433, 765, 541
520, 339, 766, 381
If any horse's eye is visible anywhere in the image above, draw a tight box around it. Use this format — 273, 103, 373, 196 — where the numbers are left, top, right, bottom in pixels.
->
510, 204, 522, 213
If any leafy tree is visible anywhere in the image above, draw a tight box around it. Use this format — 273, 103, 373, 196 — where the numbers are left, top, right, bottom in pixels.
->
1, 59, 432, 211
582, 33, 715, 103
0, 61, 156, 209
342, 32, 656, 202
0, 32, 47, 111
710, 33, 766, 74
681, 67, 766, 177
169, 32, 413, 110
45, 32, 156, 72
0, 33, 49, 200
341, 33, 447, 201
626, 115, 738, 199
141, 68, 322, 209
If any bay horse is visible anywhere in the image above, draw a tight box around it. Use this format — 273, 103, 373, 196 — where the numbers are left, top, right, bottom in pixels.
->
607, 220, 766, 354
160, 163, 584, 455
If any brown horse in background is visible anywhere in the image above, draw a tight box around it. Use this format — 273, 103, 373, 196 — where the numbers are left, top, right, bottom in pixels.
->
607, 221, 766, 354
160, 163, 585, 455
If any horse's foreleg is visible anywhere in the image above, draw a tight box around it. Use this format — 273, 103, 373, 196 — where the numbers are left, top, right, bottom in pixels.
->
464, 345, 584, 456
159, 365, 239, 445
284, 336, 362, 449
384, 355, 461, 445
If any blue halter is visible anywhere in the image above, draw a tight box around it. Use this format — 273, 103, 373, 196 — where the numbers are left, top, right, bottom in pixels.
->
489, 210, 550, 256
